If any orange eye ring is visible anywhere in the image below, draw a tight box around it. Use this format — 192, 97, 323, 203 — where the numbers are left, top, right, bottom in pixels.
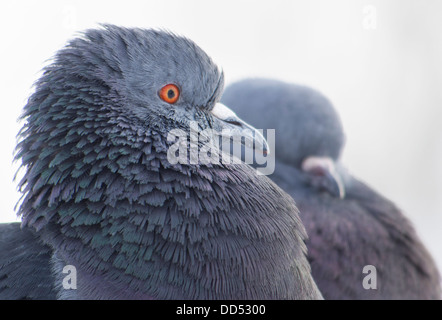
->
159, 84, 180, 104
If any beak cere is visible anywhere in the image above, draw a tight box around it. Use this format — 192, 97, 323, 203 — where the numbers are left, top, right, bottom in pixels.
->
211, 103, 269, 155
211, 102, 238, 122
301, 156, 346, 199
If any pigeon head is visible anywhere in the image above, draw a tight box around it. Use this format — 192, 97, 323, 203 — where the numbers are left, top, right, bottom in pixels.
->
92, 26, 225, 130
222, 78, 346, 198
222, 78, 345, 165
22, 25, 265, 157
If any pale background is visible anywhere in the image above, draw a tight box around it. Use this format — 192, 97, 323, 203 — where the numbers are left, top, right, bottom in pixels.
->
1, 1, 441, 271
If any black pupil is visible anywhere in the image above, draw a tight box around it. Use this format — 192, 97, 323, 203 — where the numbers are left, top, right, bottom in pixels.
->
167, 89, 175, 99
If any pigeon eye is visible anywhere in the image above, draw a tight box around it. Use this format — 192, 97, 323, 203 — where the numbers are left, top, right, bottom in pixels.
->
159, 84, 180, 104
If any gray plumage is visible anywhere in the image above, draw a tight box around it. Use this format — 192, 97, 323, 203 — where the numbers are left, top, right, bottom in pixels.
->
3, 26, 322, 299
0, 223, 56, 299
222, 78, 441, 300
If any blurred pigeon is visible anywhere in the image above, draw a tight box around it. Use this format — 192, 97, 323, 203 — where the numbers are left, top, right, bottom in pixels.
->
222, 78, 441, 299
3, 26, 323, 299
0, 223, 56, 299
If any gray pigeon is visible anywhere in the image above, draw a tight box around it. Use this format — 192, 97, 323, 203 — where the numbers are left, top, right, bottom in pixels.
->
222, 78, 441, 300
2, 26, 323, 299
0, 223, 56, 299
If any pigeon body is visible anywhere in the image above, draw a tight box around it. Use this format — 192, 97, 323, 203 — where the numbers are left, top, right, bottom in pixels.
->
0, 222, 56, 299
222, 78, 441, 299
7, 26, 322, 299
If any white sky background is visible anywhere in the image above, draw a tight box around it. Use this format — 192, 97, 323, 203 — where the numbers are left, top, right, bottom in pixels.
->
0, 0, 441, 270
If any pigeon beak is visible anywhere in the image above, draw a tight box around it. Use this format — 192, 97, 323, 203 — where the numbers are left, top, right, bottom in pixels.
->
211, 103, 269, 155
301, 156, 346, 199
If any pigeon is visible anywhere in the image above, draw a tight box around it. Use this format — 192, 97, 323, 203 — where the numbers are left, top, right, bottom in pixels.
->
3, 25, 323, 300
0, 223, 56, 299
221, 78, 441, 300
